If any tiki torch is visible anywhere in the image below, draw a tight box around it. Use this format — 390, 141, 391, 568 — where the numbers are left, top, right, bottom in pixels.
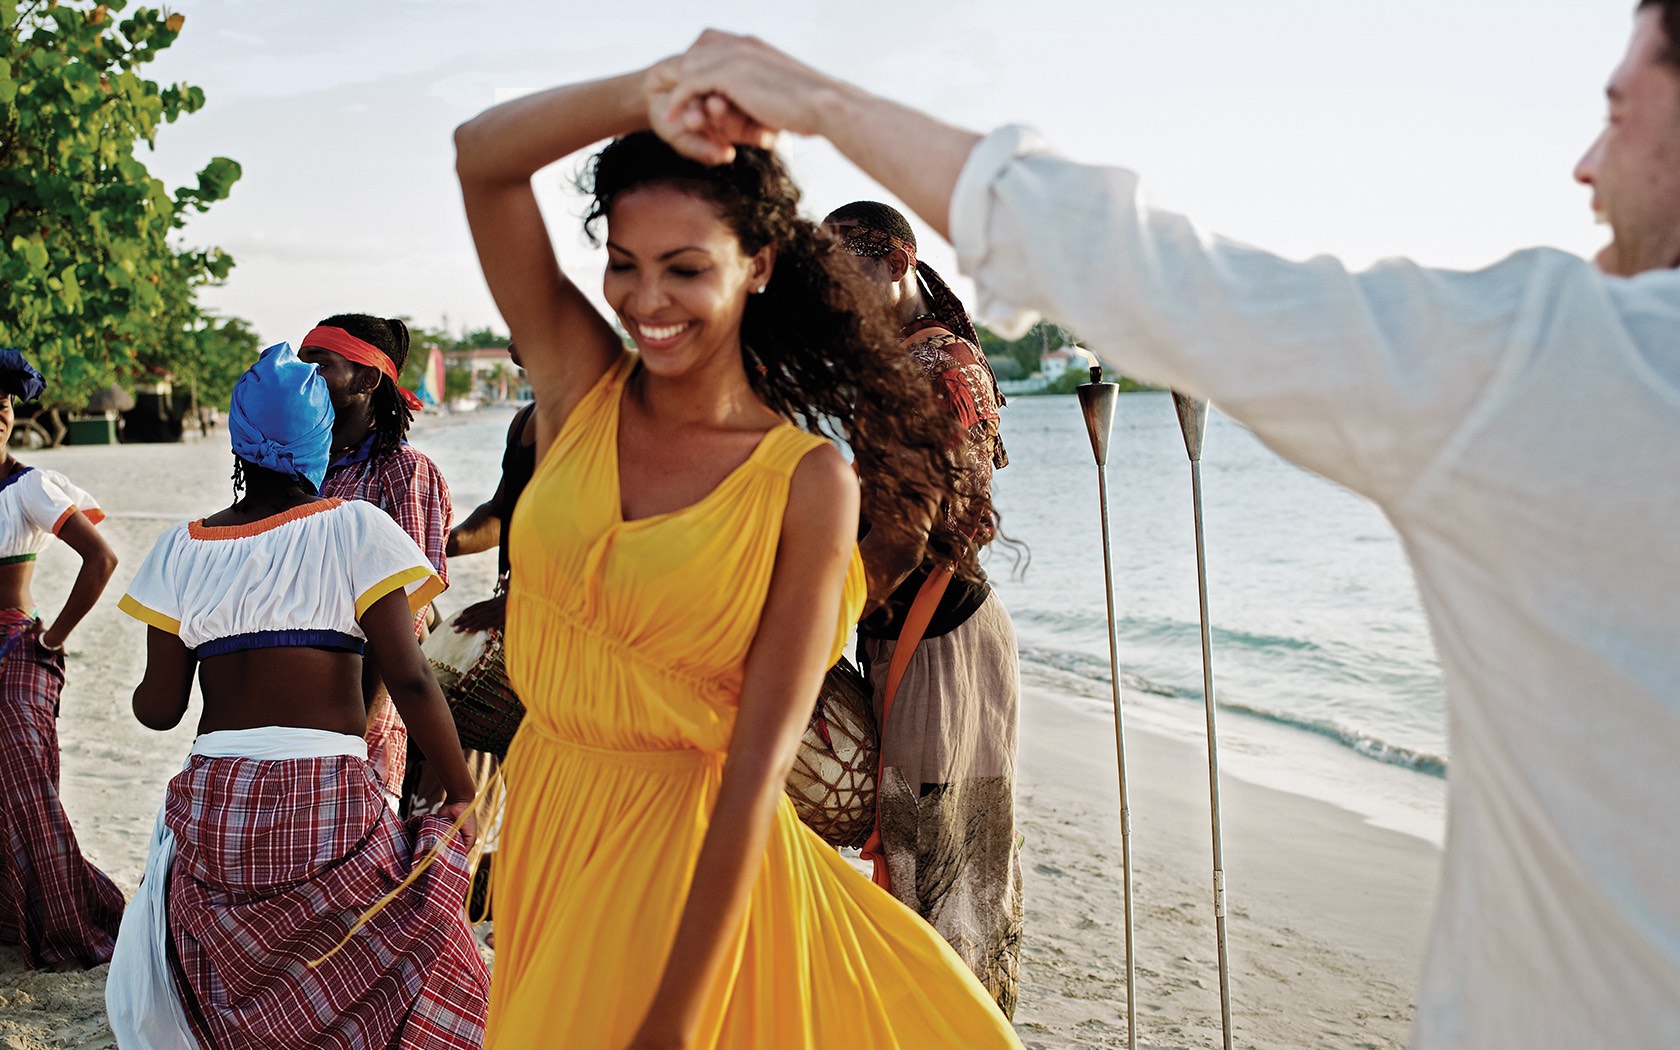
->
1172, 391, 1234, 1050
1076, 361, 1137, 1050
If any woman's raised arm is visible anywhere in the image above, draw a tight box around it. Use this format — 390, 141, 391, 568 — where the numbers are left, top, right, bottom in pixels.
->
454, 69, 662, 438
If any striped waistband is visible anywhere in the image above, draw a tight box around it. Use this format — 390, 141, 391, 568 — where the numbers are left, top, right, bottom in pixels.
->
193, 629, 364, 660
0, 553, 35, 566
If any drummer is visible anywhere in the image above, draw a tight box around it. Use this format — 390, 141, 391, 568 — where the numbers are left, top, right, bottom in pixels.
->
442, 342, 536, 925
445, 341, 537, 633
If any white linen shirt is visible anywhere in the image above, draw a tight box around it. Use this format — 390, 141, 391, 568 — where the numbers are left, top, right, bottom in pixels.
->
950, 125, 1680, 1049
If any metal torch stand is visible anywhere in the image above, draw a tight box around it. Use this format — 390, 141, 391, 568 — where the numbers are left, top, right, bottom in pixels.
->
1076, 366, 1137, 1050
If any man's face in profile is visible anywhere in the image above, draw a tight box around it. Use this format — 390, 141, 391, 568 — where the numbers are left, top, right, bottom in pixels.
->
1574, 7, 1680, 275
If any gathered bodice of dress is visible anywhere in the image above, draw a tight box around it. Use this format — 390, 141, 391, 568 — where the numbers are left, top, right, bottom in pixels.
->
505, 354, 865, 755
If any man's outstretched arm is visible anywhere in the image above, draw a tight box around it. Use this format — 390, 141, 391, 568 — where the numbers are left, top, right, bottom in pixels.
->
653, 29, 1559, 510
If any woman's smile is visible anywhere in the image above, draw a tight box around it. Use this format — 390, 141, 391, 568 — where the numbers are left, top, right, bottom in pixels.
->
630, 319, 697, 348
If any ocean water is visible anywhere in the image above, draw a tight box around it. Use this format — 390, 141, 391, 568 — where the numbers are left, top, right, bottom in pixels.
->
420, 393, 1449, 845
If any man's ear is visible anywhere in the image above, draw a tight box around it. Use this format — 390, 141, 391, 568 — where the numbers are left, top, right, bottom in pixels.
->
350, 362, 382, 397
887, 247, 913, 282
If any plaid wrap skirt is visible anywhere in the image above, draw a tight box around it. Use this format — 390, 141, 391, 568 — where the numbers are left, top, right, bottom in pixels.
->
0, 612, 124, 968
165, 751, 488, 1049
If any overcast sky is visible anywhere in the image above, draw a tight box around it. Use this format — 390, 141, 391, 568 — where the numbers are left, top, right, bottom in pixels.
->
137, 0, 1631, 348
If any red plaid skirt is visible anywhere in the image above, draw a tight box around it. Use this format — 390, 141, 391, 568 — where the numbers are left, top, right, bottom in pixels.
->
165, 752, 488, 1048
0, 616, 124, 968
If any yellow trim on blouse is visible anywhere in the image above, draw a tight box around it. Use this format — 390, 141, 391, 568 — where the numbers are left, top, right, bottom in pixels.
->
355, 566, 444, 620
117, 593, 182, 635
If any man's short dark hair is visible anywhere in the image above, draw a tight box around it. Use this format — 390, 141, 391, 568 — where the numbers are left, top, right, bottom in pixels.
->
1641, 0, 1680, 69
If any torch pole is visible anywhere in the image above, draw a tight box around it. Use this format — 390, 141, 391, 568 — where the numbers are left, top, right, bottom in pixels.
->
1077, 365, 1137, 1050
1172, 392, 1234, 1050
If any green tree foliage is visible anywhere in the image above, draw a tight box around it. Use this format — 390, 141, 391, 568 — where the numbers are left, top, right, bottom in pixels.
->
976, 320, 1069, 377
396, 320, 518, 404
454, 325, 507, 351
1033, 365, 1154, 396
443, 365, 473, 401
0, 0, 244, 409
987, 355, 1026, 381
396, 321, 510, 388
169, 313, 258, 408
976, 318, 1156, 394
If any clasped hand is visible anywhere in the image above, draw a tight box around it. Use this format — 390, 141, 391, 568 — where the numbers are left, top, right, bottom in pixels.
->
645, 30, 827, 166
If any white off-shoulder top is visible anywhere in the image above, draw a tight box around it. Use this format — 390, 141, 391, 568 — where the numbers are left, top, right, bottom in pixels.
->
118, 498, 444, 658
0, 466, 104, 563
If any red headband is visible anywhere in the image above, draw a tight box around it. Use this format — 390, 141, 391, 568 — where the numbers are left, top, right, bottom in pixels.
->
301, 326, 424, 411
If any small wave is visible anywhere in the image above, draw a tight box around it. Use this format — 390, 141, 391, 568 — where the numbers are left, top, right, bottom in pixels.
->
1018, 609, 1326, 657
1218, 700, 1448, 777
1016, 645, 1181, 699
1203, 623, 1323, 654
1015, 643, 1447, 778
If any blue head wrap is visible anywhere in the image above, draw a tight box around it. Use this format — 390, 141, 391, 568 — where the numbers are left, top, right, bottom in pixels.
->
228, 342, 334, 493
0, 350, 47, 402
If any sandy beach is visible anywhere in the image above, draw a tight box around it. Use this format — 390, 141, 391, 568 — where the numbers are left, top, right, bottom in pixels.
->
0, 423, 1439, 1049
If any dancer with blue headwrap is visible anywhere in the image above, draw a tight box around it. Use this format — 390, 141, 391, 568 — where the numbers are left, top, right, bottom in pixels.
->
0, 348, 125, 972
108, 343, 488, 1048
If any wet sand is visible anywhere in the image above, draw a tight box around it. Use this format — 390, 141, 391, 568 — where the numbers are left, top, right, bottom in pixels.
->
0, 424, 1437, 1048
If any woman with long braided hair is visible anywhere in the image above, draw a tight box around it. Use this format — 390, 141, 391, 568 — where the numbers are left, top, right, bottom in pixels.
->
825, 200, 1024, 1017
454, 61, 1023, 1048
299, 314, 453, 811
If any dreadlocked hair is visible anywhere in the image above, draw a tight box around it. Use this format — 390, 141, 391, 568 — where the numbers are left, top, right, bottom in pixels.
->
579, 131, 974, 576
230, 458, 316, 503
315, 312, 413, 457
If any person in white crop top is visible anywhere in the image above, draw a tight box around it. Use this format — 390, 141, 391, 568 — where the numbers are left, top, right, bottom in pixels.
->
108, 343, 489, 1048
0, 348, 124, 972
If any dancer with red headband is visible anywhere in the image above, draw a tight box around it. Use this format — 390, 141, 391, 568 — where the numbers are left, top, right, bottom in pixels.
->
300, 314, 453, 811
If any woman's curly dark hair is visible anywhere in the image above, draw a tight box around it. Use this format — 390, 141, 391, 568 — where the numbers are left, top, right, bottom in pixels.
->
579, 132, 976, 576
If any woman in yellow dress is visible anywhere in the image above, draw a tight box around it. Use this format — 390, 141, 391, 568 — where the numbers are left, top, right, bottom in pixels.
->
454, 62, 1026, 1050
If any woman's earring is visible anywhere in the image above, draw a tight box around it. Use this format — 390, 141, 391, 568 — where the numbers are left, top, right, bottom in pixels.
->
753, 283, 767, 294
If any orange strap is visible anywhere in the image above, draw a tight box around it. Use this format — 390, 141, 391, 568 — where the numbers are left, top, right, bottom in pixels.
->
860, 563, 954, 891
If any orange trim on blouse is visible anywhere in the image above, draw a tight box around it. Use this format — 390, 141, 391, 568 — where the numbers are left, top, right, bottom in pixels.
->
188, 498, 346, 540
50, 506, 78, 535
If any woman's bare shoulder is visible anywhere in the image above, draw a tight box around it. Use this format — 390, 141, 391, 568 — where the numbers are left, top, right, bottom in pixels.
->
784, 441, 857, 540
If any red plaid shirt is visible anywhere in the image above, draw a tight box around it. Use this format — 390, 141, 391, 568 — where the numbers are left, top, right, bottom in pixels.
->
321, 439, 452, 797
321, 440, 452, 593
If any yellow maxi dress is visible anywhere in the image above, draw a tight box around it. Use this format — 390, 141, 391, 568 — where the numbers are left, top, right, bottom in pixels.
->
490, 353, 1023, 1048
